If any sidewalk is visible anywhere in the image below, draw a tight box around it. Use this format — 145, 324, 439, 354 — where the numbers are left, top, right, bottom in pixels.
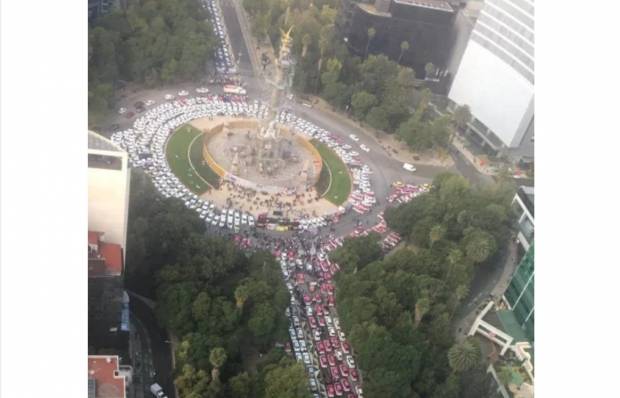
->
451, 134, 498, 176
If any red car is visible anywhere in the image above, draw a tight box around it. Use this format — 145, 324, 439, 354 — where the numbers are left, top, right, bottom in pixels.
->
342, 341, 351, 354
328, 295, 336, 307
317, 341, 325, 354
330, 336, 340, 348
319, 355, 328, 369
324, 339, 332, 352
330, 366, 340, 381
350, 369, 359, 381
327, 384, 335, 398
318, 316, 326, 327
327, 353, 336, 367
314, 292, 322, 303
303, 294, 311, 305
341, 379, 352, 392
308, 316, 317, 329
334, 381, 344, 396
315, 304, 323, 316
339, 363, 349, 377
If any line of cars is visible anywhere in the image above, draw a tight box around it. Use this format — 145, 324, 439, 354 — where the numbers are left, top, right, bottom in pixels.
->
274, 243, 364, 398
201, 0, 237, 75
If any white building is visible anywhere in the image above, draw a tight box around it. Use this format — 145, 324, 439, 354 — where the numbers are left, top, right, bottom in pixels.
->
88, 131, 130, 254
448, 0, 534, 156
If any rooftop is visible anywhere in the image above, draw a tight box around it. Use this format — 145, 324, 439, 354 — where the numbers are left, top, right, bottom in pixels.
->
88, 231, 123, 276
87, 355, 126, 398
88, 131, 124, 153
392, 0, 453, 12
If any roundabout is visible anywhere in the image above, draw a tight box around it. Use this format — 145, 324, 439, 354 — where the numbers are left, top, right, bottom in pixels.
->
112, 96, 366, 231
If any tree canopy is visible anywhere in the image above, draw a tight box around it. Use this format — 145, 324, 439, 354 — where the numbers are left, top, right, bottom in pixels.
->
330, 173, 515, 396
88, 0, 216, 124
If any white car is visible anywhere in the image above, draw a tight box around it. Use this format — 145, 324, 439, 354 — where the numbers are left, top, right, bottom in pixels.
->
195, 87, 209, 94
118, 107, 127, 115
403, 163, 417, 172
164, 94, 174, 100
349, 134, 359, 142
346, 355, 356, 368
144, 100, 155, 106
360, 144, 370, 152
178, 90, 189, 96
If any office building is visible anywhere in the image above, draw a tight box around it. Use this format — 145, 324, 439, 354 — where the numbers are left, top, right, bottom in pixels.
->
448, 0, 534, 158
88, 131, 130, 261
337, 0, 457, 78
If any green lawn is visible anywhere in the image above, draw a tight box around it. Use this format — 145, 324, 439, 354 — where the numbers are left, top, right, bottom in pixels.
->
311, 139, 351, 206
166, 125, 221, 194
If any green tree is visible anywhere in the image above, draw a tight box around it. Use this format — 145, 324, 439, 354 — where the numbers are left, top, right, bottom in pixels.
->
209, 347, 227, 381
366, 106, 390, 131
365, 27, 376, 58
301, 33, 312, 58
351, 91, 378, 120
264, 359, 311, 398
452, 104, 471, 131
398, 40, 410, 64
414, 296, 430, 328
228, 371, 252, 398
234, 284, 250, 309
447, 338, 481, 373
425, 62, 436, 79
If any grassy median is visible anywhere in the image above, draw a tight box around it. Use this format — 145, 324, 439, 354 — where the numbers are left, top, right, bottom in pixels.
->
311, 139, 351, 206
166, 124, 221, 194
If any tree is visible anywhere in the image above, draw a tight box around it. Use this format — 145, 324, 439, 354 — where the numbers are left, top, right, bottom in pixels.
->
414, 296, 430, 328
228, 372, 252, 398
351, 91, 378, 120
429, 225, 446, 245
264, 359, 311, 398
447, 338, 481, 373
398, 41, 410, 64
234, 284, 250, 309
365, 27, 376, 58
462, 227, 497, 264
366, 106, 390, 131
301, 33, 312, 58
425, 62, 436, 79
209, 347, 227, 381
452, 104, 471, 132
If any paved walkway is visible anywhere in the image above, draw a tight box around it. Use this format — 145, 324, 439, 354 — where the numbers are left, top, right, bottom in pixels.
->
453, 239, 519, 342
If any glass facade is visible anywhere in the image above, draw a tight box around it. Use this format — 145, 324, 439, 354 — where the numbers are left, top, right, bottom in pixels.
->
504, 245, 534, 342
471, 0, 535, 83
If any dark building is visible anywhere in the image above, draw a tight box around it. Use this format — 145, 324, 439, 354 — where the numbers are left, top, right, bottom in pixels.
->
88, 0, 115, 21
337, 0, 457, 78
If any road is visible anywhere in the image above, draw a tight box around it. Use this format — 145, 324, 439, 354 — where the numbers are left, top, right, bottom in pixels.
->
129, 292, 176, 398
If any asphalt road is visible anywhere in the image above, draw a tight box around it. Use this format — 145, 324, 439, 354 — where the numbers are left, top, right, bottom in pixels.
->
130, 292, 176, 398
220, 0, 254, 77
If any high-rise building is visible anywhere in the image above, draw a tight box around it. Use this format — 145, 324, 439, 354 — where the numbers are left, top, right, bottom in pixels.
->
503, 245, 534, 342
88, 131, 130, 258
448, 0, 534, 157
336, 0, 457, 78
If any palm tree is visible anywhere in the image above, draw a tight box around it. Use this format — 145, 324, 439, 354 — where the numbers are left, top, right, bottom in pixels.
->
448, 338, 481, 373
429, 224, 446, 246
398, 41, 410, 64
414, 296, 430, 327
425, 62, 436, 79
209, 347, 227, 382
302, 34, 312, 58
452, 104, 471, 131
234, 285, 249, 309
365, 27, 376, 58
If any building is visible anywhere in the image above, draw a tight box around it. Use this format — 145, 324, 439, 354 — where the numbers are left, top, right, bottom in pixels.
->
467, 185, 534, 397
88, 131, 130, 262
448, 0, 534, 159
88, 355, 130, 398
336, 0, 457, 78
88, 0, 115, 21
88, 131, 131, 364
511, 185, 534, 255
